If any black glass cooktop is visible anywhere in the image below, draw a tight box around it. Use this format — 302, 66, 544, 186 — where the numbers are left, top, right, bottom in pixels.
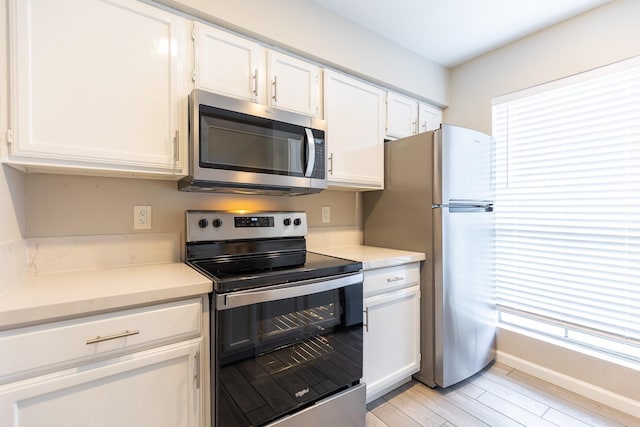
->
188, 251, 362, 293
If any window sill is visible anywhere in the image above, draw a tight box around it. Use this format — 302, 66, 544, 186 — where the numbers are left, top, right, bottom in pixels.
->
498, 322, 640, 373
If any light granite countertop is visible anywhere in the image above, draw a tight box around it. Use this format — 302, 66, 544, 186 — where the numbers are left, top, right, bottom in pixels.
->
311, 245, 425, 270
0, 263, 212, 331
0, 239, 422, 331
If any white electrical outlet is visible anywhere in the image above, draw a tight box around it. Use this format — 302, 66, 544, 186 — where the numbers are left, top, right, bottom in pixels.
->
322, 206, 331, 224
134, 205, 152, 230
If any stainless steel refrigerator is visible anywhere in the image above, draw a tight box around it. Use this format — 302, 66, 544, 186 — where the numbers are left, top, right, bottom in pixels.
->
363, 124, 496, 388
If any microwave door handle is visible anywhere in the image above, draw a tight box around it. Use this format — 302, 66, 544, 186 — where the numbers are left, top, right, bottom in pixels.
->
304, 128, 315, 177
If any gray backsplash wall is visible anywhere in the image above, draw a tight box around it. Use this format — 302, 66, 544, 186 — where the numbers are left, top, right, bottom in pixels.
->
25, 173, 361, 238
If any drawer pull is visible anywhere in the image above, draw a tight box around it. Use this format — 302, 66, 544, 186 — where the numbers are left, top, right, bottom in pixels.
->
387, 276, 405, 283
86, 329, 140, 345
363, 307, 369, 332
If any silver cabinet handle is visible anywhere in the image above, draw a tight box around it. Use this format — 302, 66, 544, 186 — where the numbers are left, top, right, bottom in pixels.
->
86, 329, 140, 345
328, 153, 334, 175
173, 130, 179, 163
194, 350, 201, 389
272, 75, 278, 102
363, 307, 369, 332
252, 68, 258, 98
387, 276, 405, 283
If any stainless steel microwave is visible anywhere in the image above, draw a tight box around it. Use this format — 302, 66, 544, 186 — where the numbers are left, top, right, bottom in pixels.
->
178, 89, 327, 195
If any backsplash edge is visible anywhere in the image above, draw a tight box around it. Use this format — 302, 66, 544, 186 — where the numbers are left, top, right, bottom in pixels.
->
0, 239, 28, 294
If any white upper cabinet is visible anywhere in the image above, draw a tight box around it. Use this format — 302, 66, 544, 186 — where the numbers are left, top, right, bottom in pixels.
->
386, 91, 443, 139
418, 102, 443, 133
386, 92, 418, 139
6, 0, 192, 178
194, 22, 265, 104
194, 23, 321, 117
267, 51, 320, 117
324, 70, 385, 190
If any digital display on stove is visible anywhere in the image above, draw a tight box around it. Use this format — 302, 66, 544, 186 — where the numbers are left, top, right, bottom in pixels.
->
234, 216, 275, 227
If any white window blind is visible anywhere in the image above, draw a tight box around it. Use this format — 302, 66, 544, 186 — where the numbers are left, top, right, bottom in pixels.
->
492, 57, 640, 362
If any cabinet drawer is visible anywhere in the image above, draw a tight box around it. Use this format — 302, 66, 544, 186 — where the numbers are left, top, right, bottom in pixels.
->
364, 263, 420, 297
0, 298, 202, 383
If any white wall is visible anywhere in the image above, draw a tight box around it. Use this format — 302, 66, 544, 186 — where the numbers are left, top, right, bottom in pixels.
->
152, 0, 449, 106
446, 0, 640, 133
446, 0, 640, 409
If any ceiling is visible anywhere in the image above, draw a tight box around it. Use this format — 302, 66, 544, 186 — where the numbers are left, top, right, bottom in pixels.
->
310, 0, 610, 67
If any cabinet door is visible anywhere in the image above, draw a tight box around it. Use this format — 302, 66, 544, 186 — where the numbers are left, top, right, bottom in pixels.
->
8, 0, 191, 177
386, 92, 418, 139
363, 285, 420, 403
267, 51, 320, 116
0, 339, 202, 427
418, 102, 443, 133
324, 70, 385, 190
195, 22, 265, 104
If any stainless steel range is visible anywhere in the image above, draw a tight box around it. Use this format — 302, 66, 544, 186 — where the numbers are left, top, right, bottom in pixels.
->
185, 211, 365, 427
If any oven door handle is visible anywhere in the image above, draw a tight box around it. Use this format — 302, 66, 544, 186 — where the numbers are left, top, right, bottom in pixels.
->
215, 272, 363, 310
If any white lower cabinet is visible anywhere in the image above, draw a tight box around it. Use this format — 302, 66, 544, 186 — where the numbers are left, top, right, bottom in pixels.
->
0, 339, 202, 427
0, 298, 204, 427
363, 264, 421, 403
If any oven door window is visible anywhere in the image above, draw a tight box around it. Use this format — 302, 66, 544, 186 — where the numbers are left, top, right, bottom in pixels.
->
216, 284, 363, 426
200, 107, 307, 177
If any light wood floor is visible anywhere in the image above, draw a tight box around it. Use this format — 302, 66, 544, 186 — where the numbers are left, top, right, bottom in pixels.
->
366, 363, 640, 427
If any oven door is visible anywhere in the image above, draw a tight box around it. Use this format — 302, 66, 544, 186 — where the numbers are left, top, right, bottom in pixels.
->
212, 273, 363, 427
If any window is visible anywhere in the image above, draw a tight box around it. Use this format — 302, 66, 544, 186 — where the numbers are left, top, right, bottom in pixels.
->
492, 56, 640, 363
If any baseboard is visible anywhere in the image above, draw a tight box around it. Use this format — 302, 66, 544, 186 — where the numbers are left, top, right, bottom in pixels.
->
496, 350, 640, 419
366, 376, 413, 404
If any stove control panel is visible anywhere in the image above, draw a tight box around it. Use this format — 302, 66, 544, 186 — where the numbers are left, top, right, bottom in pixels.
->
186, 210, 307, 242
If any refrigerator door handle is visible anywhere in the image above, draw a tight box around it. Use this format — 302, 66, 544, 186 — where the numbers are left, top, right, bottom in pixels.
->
432, 203, 493, 212
450, 203, 493, 213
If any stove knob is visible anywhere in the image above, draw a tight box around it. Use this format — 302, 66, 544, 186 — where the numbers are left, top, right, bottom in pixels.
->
293, 218, 302, 226
198, 218, 208, 228
212, 218, 223, 228
283, 218, 292, 226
